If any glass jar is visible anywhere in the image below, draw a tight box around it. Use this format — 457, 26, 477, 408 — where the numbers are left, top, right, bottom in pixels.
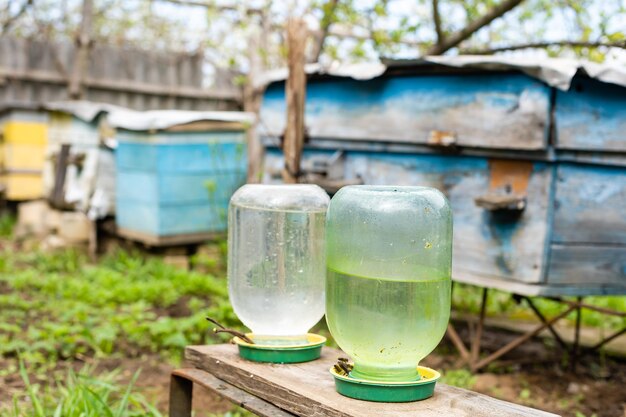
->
228, 184, 329, 342
326, 185, 452, 382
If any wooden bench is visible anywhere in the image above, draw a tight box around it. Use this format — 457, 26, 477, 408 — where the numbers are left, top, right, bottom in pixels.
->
170, 344, 559, 417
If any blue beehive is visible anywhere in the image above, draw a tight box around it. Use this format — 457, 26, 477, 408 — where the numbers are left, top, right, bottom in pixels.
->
259, 57, 626, 296
114, 112, 251, 242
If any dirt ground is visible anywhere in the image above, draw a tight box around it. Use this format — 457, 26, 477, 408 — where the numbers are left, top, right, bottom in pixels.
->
424, 326, 626, 417
4, 325, 624, 417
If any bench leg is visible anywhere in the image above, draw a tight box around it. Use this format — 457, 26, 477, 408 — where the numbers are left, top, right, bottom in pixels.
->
169, 373, 193, 417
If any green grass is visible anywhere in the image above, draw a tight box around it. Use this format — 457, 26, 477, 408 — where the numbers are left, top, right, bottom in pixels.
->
0, 243, 243, 415
452, 284, 625, 331
441, 368, 476, 389
0, 246, 240, 367
0, 213, 16, 237
4, 361, 162, 417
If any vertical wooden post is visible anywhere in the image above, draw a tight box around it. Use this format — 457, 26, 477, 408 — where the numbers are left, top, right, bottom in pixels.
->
244, 15, 266, 183
169, 374, 193, 417
282, 18, 307, 184
243, 88, 264, 183
69, 0, 93, 98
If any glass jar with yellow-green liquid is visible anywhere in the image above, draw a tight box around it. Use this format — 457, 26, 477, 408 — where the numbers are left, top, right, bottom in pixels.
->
326, 186, 452, 383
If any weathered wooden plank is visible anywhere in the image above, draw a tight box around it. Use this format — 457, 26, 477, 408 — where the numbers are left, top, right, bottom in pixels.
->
547, 244, 626, 287
556, 151, 626, 168
260, 73, 551, 150
555, 76, 626, 152
169, 373, 193, 417
453, 272, 626, 297
0, 67, 241, 101
171, 368, 296, 417
0, 36, 241, 110
185, 344, 558, 417
164, 120, 248, 132
261, 136, 626, 169
553, 164, 626, 245
115, 227, 222, 246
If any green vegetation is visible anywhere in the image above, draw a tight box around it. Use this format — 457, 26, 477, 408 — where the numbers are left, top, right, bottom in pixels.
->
0, 247, 239, 367
453, 284, 625, 331
6, 362, 162, 417
0, 235, 242, 415
0, 213, 16, 237
441, 368, 476, 390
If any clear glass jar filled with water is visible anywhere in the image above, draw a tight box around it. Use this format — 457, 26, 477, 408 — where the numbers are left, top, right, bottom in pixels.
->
326, 185, 452, 382
228, 184, 329, 344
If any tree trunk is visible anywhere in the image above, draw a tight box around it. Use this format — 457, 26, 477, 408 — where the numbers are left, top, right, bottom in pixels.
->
69, 0, 93, 98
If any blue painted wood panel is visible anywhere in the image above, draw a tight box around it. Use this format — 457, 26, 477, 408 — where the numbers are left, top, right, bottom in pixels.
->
115, 130, 247, 237
116, 200, 229, 236
548, 244, 625, 289
555, 77, 626, 152
116, 141, 247, 173
117, 170, 246, 204
265, 148, 552, 284
553, 164, 626, 244
261, 73, 551, 150
116, 200, 159, 235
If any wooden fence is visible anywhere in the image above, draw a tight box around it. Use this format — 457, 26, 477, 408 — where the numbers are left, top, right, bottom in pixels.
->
0, 36, 241, 111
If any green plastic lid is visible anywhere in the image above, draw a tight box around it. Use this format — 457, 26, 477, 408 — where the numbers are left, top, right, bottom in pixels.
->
330, 365, 441, 402
233, 333, 326, 364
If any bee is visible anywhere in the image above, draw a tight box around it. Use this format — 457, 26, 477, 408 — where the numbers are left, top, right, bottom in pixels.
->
334, 357, 353, 376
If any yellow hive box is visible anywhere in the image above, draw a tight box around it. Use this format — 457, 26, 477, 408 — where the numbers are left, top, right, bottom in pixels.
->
3, 121, 47, 145
3, 144, 46, 170
0, 173, 45, 200
1, 120, 48, 200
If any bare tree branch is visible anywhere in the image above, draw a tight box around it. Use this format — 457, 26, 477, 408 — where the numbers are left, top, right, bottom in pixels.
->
156, 0, 425, 49
308, 0, 339, 63
1, 0, 33, 35
321, 24, 427, 47
432, 0, 444, 46
428, 0, 525, 55
461, 40, 626, 54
